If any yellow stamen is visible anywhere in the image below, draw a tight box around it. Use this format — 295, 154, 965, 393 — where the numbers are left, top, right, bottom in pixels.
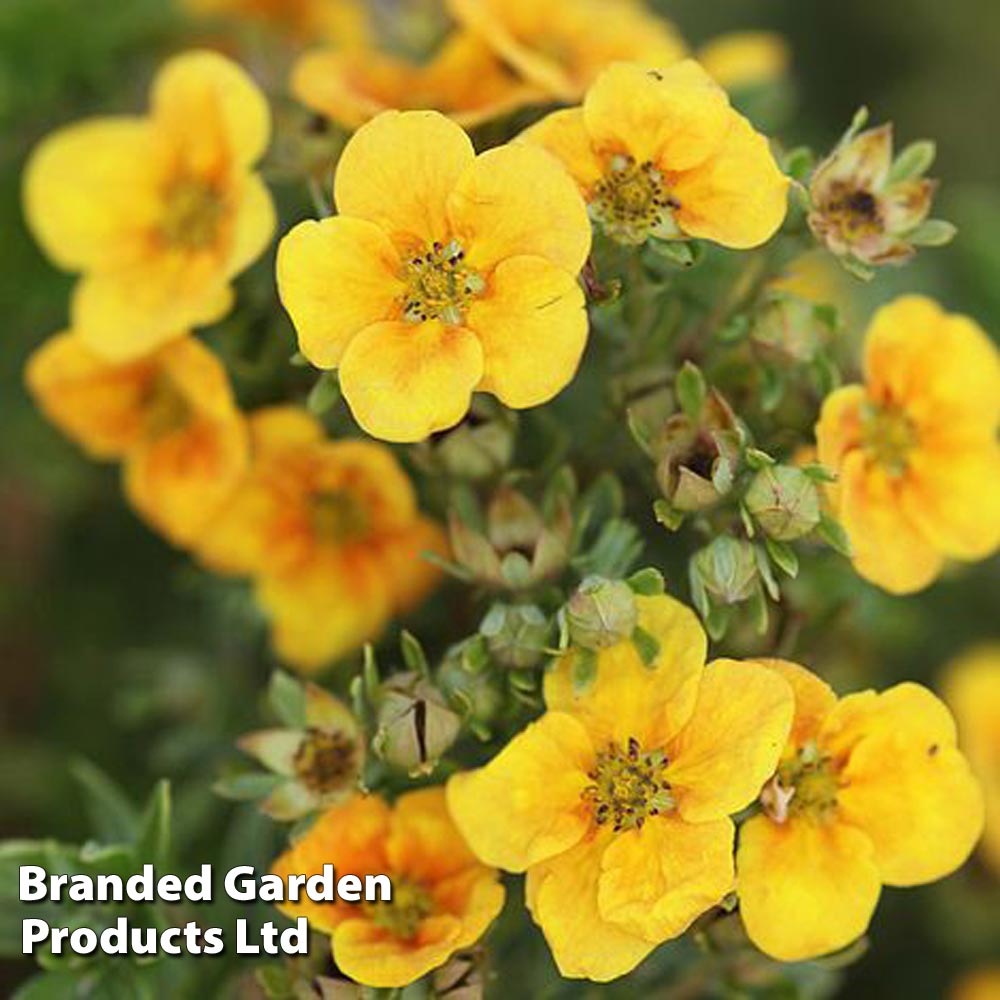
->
293, 728, 357, 795
765, 741, 840, 823
589, 154, 681, 245
310, 490, 370, 543
366, 878, 434, 940
400, 239, 485, 326
582, 736, 674, 832
862, 401, 918, 476
142, 373, 192, 438
161, 177, 225, 251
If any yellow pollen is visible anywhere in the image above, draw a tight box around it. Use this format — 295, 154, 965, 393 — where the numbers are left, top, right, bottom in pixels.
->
161, 177, 225, 251
824, 184, 884, 242
590, 154, 680, 246
293, 728, 357, 795
862, 401, 918, 476
582, 737, 674, 832
765, 741, 840, 823
400, 239, 485, 325
310, 490, 370, 543
366, 878, 434, 940
142, 372, 192, 438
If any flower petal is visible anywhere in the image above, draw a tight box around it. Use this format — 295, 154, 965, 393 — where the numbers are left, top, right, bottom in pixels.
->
304, 683, 359, 735
447, 143, 591, 275
597, 813, 734, 941
756, 658, 837, 750
526, 832, 657, 981
544, 594, 707, 750
518, 108, 604, 190
467, 254, 587, 409
23, 118, 165, 272
378, 517, 447, 615
237, 729, 303, 775
584, 61, 732, 170
666, 659, 793, 823
446, 712, 594, 872
334, 110, 475, 247
338, 320, 484, 443
736, 813, 882, 962
226, 173, 277, 278
277, 216, 404, 369
672, 112, 789, 249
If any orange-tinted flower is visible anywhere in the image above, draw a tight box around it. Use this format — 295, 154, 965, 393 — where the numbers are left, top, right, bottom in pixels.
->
943, 645, 1000, 875
696, 31, 790, 92
277, 110, 591, 442
26, 332, 248, 549
24, 50, 275, 361
182, 0, 358, 42
196, 407, 445, 671
292, 29, 542, 131
521, 61, 788, 249
816, 296, 1000, 593
448, 0, 686, 102
737, 660, 984, 962
272, 788, 505, 987
951, 967, 1000, 1000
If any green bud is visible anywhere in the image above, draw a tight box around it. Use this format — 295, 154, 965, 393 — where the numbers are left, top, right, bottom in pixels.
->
745, 465, 822, 541
565, 576, 638, 650
479, 603, 551, 670
750, 295, 821, 364
372, 673, 460, 777
437, 644, 505, 730
421, 397, 517, 481
691, 537, 759, 606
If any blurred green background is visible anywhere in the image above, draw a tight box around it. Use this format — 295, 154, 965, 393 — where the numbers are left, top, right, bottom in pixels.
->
1, 0, 998, 996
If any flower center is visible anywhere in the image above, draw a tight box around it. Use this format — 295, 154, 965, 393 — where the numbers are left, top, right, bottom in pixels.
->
161, 177, 225, 250
293, 728, 357, 795
366, 877, 434, 940
862, 401, 918, 476
142, 372, 192, 439
824, 185, 883, 242
763, 741, 840, 823
310, 490, 370, 543
589, 154, 681, 245
400, 240, 485, 325
582, 737, 675, 832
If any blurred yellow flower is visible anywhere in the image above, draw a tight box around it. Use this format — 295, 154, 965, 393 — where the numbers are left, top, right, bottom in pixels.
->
196, 407, 445, 671
26, 332, 248, 549
448, 0, 685, 102
182, 0, 359, 42
952, 967, 1000, 1000
943, 645, 1000, 875
816, 296, 1000, 593
277, 110, 591, 442
292, 30, 542, 130
447, 595, 793, 981
737, 660, 984, 962
696, 31, 791, 91
24, 50, 275, 362
272, 788, 505, 987
521, 61, 788, 249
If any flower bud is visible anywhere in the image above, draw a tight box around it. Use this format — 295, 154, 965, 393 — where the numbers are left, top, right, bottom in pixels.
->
437, 645, 505, 730
565, 577, 638, 650
416, 397, 516, 481
372, 673, 460, 777
479, 603, 551, 670
745, 465, 821, 541
750, 294, 821, 364
692, 537, 759, 605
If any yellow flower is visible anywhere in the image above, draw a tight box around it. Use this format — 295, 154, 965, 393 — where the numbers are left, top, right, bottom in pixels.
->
952, 967, 1000, 1000
737, 659, 984, 962
24, 50, 276, 362
292, 30, 542, 130
277, 110, 591, 442
25, 332, 248, 548
196, 406, 445, 671
943, 645, 1000, 875
448, 0, 686, 102
520, 61, 789, 248
696, 31, 791, 91
816, 296, 1000, 594
271, 788, 505, 988
447, 595, 793, 981
182, 0, 357, 42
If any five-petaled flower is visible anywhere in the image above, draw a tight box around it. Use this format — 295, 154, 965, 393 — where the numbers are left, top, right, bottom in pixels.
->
521, 61, 788, 249
447, 594, 793, 981
24, 50, 276, 361
26, 332, 248, 549
196, 407, 446, 671
737, 659, 984, 962
816, 296, 1000, 594
271, 788, 505, 988
277, 109, 592, 442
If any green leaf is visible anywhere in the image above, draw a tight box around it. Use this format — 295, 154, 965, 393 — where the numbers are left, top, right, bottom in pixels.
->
288, 351, 310, 368
213, 772, 282, 802
675, 361, 707, 420
753, 545, 781, 602
500, 551, 533, 589
134, 781, 171, 868
626, 567, 665, 596
631, 626, 661, 668
759, 366, 785, 412
711, 455, 734, 495
801, 462, 837, 483
818, 513, 853, 557
887, 139, 936, 184
306, 371, 341, 415
765, 537, 800, 578
648, 238, 697, 267
909, 219, 957, 247
571, 649, 598, 694
841, 256, 876, 282
626, 408, 656, 458
70, 759, 138, 844
268, 671, 307, 728
400, 630, 430, 677
783, 146, 815, 183
714, 313, 751, 345
13, 972, 83, 1000
704, 605, 732, 642
653, 499, 684, 531
747, 585, 770, 636
745, 448, 776, 471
